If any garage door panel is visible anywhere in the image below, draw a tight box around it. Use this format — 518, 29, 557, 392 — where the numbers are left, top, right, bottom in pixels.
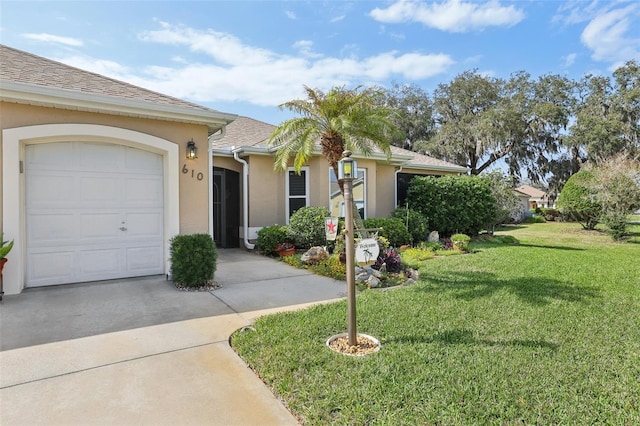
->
28, 251, 74, 284
80, 213, 122, 240
126, 246, 164, 272
79, 249, 121, 275
125, 177, 163, 205
27, 175, 76, 204
28, 213, 77, 243
126, 148, 163, 172
79, 143, 124, 171
80, 176, 122, 203
26, 142, 74, 169
26, 142, 165, 287
125, 212, 163, 237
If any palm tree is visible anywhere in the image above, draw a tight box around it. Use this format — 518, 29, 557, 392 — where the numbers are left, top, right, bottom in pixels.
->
268, 85, 401, 235
268, 85, 401, 193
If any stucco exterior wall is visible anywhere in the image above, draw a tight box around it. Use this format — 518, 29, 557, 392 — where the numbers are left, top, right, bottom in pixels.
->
0, 102, 211, 235
375, 163, 398, 218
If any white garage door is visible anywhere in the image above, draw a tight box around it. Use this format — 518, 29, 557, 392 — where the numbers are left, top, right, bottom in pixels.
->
25, 142, 164, 287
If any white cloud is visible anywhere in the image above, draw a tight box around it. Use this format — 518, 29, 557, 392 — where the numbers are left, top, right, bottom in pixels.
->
563, 53, 577, 68
580, 4, 640, 65
110, 22, 455, 106
293, 40, 323, 58
330, 15, 346, 23
285, 10, 296, 20
22, 33, 83, 47
369, 0, 524, 33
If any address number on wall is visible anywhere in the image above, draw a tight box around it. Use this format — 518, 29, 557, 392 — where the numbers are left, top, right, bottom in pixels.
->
182, 164, 204, 181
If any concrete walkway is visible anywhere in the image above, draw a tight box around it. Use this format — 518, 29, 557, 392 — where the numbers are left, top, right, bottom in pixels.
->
0, 249, 346, 425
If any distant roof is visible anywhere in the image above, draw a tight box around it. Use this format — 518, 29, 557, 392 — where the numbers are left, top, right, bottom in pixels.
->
0, 44, 236, 130
516, 185, 547, 198
213, 115, 467, 173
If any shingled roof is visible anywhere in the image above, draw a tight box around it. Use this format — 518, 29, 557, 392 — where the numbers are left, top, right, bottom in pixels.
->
0, 44, 236, 128
213, 115, 467, 173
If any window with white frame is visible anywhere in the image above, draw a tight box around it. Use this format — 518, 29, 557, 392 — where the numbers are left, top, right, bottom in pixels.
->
329, 167, 366, 219
286, 167, 309, 223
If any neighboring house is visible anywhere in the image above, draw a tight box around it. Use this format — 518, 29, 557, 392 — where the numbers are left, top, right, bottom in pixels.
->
515, 184, 554, 210
211, 116, 468, 249
1, 44, 236, 295
513, 188, 533, 222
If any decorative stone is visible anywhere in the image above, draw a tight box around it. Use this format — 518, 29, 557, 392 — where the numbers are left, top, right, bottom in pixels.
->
367, 275, 381, 288
403, 278, 416, 286
428, 231, 440, 242
301, 246, 329, 264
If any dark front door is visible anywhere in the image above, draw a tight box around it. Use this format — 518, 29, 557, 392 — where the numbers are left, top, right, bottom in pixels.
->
213, 168, 240, 248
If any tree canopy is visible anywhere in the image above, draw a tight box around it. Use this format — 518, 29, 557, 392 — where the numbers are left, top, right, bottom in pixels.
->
267, 85, 401, 191
385, 60, 639, 191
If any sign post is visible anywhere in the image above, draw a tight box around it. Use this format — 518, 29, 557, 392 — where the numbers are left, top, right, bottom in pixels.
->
339, 151, 357, 346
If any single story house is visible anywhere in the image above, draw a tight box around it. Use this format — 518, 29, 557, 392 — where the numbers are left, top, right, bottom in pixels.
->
1, 44, 236, 295
513, 188, 532, 222
211, 116, 467, 249
516, 184, 555, 210
1, 44, 466, 295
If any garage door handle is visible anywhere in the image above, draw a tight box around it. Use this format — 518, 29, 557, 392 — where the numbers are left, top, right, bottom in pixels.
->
119, 227, 127, 231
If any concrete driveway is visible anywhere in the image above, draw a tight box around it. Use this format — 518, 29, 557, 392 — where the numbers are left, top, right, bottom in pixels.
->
0, 249, 347, 425
1, 249, 346, 351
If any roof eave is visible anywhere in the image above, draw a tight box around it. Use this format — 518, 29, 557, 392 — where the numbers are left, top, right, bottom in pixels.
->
0, 80, 237, 131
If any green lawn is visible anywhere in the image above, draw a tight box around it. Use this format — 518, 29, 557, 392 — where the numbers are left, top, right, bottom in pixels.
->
232, 222, 640, 425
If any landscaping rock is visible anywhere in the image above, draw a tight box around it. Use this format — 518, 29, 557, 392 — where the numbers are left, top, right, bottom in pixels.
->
428, 231, 440, 242
301, 246, 329, 264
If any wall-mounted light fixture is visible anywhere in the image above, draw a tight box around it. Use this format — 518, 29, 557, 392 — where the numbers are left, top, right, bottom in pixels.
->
186, 139, 198, 160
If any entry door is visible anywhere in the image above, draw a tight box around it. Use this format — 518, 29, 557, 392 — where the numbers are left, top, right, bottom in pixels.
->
25, 142, 164, 287
213, 168, 239, 248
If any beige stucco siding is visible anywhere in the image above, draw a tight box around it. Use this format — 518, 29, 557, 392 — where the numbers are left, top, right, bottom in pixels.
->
0, 102, 211, 235
375, 163, 398, 218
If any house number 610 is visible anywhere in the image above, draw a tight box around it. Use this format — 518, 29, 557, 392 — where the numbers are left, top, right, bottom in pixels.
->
182, 164, 204, 181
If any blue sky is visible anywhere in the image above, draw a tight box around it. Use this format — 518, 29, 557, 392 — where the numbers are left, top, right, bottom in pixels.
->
1, 0, 639, 125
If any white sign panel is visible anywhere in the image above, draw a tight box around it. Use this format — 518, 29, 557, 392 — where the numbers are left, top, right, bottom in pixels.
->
355, 238, 380, 266
325, 217, 339, 241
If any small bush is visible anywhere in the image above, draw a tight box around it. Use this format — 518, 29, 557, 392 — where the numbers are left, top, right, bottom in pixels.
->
419, 241, 443, 252
523, 215, 546, 224
257, 225, 290, 255
170, 234, 217, 287
288, 206, 331, 249
451, 233, 471, 252
362, 217, 411, 247
391, 207, 429, 244
401, 247, 435, 269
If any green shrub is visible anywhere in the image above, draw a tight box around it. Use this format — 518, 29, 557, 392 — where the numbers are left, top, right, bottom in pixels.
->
256, 225, 290, 255
523, 215, 546, 224
391, 207, 429, 244
557, 170, 601, 230
362, 217, 411, 247
288, 206, 331, 249
407, 175, 496, 236
170, 234, 217, 287
451, 233, 471, 251
419, 241, 443, 251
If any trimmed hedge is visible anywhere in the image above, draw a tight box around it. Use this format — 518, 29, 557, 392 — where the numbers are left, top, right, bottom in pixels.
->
170, 234, 217, 287
256, 225, 290, 255
407, 175, 496, 236
288, 206, 331, 249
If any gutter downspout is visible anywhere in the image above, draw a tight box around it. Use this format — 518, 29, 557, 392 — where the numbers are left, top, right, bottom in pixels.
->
208, 127, 227, 241
233, 148, 255, 250
394, 165, 404, 209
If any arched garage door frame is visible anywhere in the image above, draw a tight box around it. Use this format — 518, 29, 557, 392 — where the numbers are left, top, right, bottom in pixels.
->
2, 124, 179, 295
